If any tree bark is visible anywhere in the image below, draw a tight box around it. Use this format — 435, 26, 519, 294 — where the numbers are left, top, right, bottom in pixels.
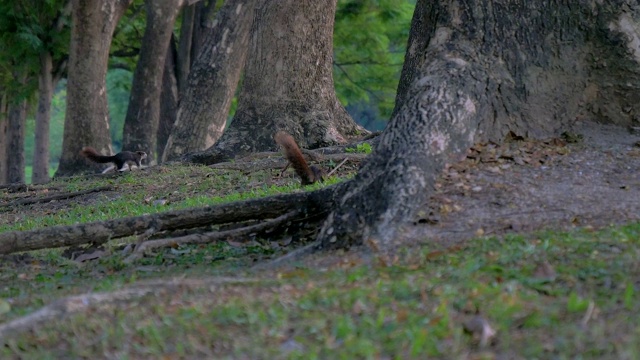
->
157, 35, 179, 161
190, 0, 220, 68
31, 0, 71, 184
391, 0, 435, 119
180, 0, 366, 164
55, 0, 132, 177
176, 3, 196, 95
121, 0, 182, 164
32, 52, 54, 184
162, 0, 255, 162
174, 1, 219, 98
0, 93, 7, 184
6, 99, 27, 184
317, 0, 640, 249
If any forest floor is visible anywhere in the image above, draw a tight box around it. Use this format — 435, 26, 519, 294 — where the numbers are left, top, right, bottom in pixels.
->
0, 121, 639, 358
410, 120, 640, 245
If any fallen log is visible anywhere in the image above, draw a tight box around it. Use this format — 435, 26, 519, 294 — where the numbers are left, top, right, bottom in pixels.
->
0, 186, 338, 255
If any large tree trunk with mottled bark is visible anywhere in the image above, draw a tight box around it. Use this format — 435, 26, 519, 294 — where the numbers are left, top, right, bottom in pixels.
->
180, 0, 365, 164
121, 0, 182, 165
55, 0, 132, 176
6, 99, 27, 184
162, 0, 255, 162
317, 0, 640, 249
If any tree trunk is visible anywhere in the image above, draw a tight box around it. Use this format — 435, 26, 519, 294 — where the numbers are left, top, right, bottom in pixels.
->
157, 35, 179, 161
121, 0, 182, 165
176, 3, 195, 95
175, 1, 219, 97
32, 52, 54, 184
223, 0, 363, 151
0, 93, 8, 184
6, 99, 27, 184
55, 0, 132, 177
162, 0, 255, 161
317, 0, 640, 249
180, 0, 366, 164
190, 0, 220, 68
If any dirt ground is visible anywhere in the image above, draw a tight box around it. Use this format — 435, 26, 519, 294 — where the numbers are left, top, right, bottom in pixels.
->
408, 121, 640, 245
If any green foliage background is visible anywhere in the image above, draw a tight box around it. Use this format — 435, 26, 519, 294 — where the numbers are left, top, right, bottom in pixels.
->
334, 0, 414, 130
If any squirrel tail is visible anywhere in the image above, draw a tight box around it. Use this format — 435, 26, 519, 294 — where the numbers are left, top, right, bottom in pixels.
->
80, 147, 114, 164
274, 131, 323, 185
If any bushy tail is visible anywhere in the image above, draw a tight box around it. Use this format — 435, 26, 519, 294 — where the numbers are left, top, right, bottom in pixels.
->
80, 147, 115, 164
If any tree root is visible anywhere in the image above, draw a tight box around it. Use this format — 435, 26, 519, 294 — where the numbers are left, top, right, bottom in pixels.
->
0, 277, 260, 342
0, 185, 341, 255
125, 209, 302, 262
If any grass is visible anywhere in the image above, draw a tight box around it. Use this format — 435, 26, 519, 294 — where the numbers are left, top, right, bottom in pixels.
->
0, 166, 339, 233
1, 163, 639, 358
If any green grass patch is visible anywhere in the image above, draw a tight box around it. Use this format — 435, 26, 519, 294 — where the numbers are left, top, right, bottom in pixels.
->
2, 222, 640, 358
0, 165, 344, 233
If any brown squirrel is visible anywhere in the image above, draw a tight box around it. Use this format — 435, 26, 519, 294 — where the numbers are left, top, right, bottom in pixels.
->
80, 147, 147, 173
274, 131, 323, 185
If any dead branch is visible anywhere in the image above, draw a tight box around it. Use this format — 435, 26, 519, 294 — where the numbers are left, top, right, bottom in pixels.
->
327, 158, 349, 178
0, 186, 113, 210
0, 186, 339, 255
126, 209, 302, 262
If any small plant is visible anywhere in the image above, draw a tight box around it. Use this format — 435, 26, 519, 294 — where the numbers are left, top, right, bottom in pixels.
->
346, 142, 372, 154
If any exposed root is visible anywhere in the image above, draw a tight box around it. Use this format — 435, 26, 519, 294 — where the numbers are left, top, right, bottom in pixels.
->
125, 210, 302, 262
0, 277, 260, 342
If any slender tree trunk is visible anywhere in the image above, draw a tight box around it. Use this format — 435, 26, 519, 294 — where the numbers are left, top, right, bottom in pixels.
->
32, 52, 54, 184
55, 0, 132, 177
190, 0, 220, 66
0, 93, 7, 184
162, 0, 255, 161
157, 35, 179, 160
176, 3, 196, 95
121, 0, 182, 164
6, 99, 27, 184
317, 0, 640, 249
